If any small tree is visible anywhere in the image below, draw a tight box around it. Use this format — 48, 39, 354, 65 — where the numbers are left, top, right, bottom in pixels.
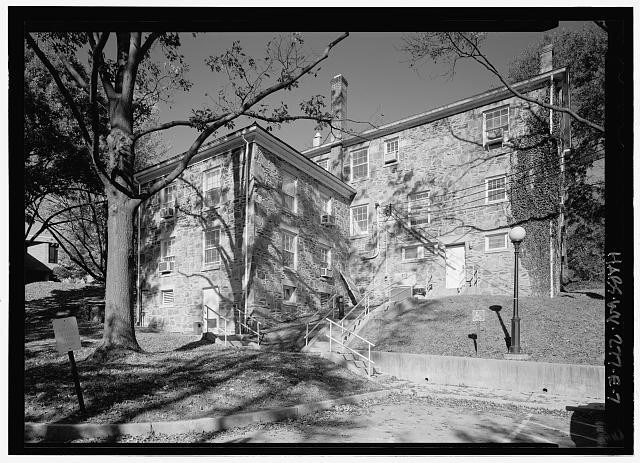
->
26, 31, 348, 358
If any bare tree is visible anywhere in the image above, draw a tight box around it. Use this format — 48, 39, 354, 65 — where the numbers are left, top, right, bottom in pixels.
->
401, 31, 604, 133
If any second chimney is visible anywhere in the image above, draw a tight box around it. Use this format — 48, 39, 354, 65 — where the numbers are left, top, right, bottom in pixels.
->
539, 44, 553, 74
330, 74, 348, 142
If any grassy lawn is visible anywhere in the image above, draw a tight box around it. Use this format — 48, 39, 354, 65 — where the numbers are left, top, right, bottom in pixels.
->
351, 293, 604, 365
24, 282, 382, 425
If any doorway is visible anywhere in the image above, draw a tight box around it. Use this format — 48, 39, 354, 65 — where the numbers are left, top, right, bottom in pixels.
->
445, 244, 466, 289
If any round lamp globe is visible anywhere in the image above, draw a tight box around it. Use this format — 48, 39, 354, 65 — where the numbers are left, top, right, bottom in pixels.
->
509, 226, 526, 243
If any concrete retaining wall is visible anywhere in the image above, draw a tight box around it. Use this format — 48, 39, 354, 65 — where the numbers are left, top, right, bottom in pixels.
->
356, 350, 604, 399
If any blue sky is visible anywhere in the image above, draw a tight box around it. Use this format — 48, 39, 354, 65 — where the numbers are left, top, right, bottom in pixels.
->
151, 23, 589, 154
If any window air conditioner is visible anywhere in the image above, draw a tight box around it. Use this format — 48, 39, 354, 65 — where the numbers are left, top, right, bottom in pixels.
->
320, 267, 333, 278
161, 207, 175, 218
321, 214, 336, 225
158, 261, 174, 273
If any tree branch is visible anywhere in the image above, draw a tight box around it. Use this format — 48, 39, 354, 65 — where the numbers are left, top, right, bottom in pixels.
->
25, 32, 93, 146
139, 32, 162, 60
87, 32, 117, 100
453, 33, 604, 134
89, 32, 114, 189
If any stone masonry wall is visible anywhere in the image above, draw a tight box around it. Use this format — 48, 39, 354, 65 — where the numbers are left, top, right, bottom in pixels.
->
247, 144, 352, 323
139, 147, 247, 333
327, 94, 555, 299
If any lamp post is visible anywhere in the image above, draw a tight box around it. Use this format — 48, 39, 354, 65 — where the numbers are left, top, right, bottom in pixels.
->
508, 226, 526, 355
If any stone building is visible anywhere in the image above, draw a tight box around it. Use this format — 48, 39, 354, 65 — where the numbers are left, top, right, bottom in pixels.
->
302, 49, 570, 301
135, 46, 571, 333
135, 125, 355, 333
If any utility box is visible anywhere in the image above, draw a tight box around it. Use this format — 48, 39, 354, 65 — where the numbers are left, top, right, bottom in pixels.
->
193, 321, 203, 335
337, 295, 344, 319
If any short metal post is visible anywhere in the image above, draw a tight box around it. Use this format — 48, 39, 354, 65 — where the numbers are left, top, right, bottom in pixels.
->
368, 344, 371, 376
224, 318, 227, 347
329, 323, 332, 352
305, 323, 309, 346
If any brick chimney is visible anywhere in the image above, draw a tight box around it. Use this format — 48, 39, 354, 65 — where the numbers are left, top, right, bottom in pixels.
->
330, 74, 348, 141
539, 44, 553, 74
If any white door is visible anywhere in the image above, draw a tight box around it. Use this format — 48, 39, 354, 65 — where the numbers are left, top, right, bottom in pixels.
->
202, 288, 219, 333
445, 244, 466, 289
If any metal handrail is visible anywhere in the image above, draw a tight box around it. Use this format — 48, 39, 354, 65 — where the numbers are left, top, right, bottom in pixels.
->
204, 305, 230, 347
326, 317, 375, 376
305, 294, 337, 346
233, 306, 261, 341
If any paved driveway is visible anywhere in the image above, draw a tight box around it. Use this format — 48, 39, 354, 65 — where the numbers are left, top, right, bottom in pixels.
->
201, 387, 604, 447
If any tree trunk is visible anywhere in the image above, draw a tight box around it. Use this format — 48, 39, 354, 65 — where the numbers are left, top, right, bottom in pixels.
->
97, 185, 142, 354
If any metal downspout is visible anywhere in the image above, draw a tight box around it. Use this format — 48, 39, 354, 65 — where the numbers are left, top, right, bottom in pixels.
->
137, 183, 142, 325
241, 132, 252, 328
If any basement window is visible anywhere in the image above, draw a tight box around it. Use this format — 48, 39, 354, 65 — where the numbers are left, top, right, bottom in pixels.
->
282, 285, 297, 304
485, 232, 508, 252
161, 289, 174, 306
402, 245, 425, 262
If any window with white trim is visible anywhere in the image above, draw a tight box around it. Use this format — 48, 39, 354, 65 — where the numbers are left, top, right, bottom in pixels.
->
318, 246, 331, 269
484, 106, 509, 147
485, 232, 509, 252
162, 184, 177, 206
317, 158, 329, 171
402, 245, 425, 261
282, 173, 297, 213
203, 166, 222, 208
350, 204, 369, 236
282, 231, 297, 269
408, 191, 430, 226
161, 237, 176, 263
203, 229, 221, 265
486, 175, 507, 203
282, 285, 297, 304
161, 289, 174, 306
320, 193, 332, 215
384, 137, 399, 164
351, 148, 369, 180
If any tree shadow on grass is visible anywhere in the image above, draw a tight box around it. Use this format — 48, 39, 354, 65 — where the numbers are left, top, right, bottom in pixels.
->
25, 284, 105, 344
26, 339, 383, 443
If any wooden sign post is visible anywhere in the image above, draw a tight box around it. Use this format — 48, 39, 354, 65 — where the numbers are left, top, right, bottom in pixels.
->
52, 316, 85, 414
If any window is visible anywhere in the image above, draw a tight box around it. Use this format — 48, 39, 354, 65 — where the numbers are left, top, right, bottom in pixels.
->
162, 184, 177, 206
320, 194, 332, 215
161, 289, 174, 306
161, 237, 176, 263
486, 175, 507, 203
350, 204, 369, 236
351, 148, 369, 180
485, 232, 508, 252
408, 191, 430, 226
204, 229, 221, 265
282, 285, 297, 304
384, 137, 399, 164
484, 107, 509, 146
282, 231, 297, 269
318, 246, 331, 269
402, 245, 425, 261
282, 173, 297, 213
319, 292, 331, 308
317, 158, 329, 171
48, 243, 59, 264
203, 167, 221, 208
